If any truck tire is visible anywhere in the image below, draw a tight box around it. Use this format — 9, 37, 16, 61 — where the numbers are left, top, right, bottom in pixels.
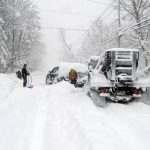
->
90, 89, 107, 107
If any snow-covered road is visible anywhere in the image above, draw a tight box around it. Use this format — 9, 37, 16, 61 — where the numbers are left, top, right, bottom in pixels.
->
0, 73, 150, 150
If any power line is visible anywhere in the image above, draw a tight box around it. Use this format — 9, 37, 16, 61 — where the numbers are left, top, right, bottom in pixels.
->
122, 22, 150, 35
100, 20, 150, 47
79, 1, 115, 39
70, 10, 116, 49
42, 26, 92, 31
38, 8, 97, 18
100, 32, 118, 47
67, 0, 116, 48
75, 1, 115, 37
121, 18, 150, 33
87, 0, 118, 7
100, 8, 115, 21
94, 0, 115, 22
41, 1, 115, 48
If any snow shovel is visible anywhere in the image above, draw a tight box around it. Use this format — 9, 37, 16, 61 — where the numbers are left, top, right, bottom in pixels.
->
27, 75, 34, 89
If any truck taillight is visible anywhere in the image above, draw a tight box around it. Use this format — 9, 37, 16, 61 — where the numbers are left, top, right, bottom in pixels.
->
100, 88, 105, 93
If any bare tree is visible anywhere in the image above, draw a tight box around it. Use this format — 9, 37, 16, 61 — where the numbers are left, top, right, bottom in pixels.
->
81, 19, 118, 60
0, 0, 41, 72
119, 0, 150, 66
0, 17, 8, 72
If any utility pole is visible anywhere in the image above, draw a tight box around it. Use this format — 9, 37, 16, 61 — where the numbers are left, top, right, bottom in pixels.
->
118, 0, 121, 48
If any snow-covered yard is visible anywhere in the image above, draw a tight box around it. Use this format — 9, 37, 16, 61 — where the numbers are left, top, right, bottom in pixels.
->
0, 73, 150, 150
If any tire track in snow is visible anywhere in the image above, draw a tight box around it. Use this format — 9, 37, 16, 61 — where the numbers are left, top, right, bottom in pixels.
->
48, 83, 150, 150
63, 94, 133, 150
41, 89, 94, 150
0, 76, 19, 110
1, 73, 150, 150
0, 87, 40, 150
102, 102, 150, 150
43, 83, 130, 150
23, 85, 55, 150
28, 92, 48, 150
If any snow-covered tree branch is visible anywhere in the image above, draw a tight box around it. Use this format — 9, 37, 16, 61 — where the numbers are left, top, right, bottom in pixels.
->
0, 0, 43, 72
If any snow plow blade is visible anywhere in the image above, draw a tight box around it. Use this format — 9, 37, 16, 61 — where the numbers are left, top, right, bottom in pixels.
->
137, 87, 150, 105
89, 89, 107, 107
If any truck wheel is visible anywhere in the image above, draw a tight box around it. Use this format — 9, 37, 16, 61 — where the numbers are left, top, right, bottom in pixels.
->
90, 89, 107, 107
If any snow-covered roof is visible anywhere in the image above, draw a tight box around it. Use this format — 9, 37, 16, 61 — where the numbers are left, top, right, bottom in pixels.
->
106, 48, 139, 52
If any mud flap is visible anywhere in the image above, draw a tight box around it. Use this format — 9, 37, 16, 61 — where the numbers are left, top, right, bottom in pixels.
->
89, 89, 107, 107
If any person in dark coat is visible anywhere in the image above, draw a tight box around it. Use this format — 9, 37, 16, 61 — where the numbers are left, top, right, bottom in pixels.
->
22, 64, 30, 87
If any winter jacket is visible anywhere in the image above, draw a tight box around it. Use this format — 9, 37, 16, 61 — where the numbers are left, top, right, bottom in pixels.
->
22, 67, 29, 78
69, 69, 78, 80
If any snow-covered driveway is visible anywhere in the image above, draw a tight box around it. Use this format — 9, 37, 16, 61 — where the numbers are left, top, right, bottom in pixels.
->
0, 73, 150, 150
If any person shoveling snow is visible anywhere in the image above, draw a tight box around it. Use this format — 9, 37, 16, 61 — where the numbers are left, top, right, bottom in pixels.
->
69, 69, 78, 85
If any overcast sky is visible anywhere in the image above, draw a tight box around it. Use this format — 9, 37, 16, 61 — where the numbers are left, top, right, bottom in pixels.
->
32, 0, 114, 69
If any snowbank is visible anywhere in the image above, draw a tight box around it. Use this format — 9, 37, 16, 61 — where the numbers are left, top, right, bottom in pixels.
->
0, 74, 15, 99
0, 73, 150, 150
50, 81, 82, 94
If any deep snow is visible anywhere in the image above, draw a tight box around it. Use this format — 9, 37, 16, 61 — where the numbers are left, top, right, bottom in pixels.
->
0, 73, 150, 150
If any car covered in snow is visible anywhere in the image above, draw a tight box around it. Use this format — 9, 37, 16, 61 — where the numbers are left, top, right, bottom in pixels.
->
46, 62, 89, 87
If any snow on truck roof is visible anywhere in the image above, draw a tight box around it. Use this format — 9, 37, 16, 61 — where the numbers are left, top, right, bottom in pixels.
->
106, 48, 139, 52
